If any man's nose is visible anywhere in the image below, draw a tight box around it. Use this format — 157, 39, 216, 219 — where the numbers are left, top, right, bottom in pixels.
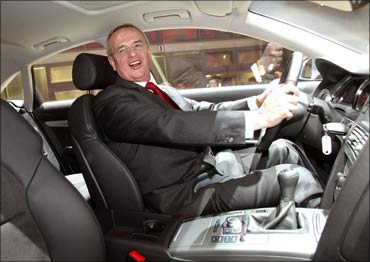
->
128, 47, 137, 57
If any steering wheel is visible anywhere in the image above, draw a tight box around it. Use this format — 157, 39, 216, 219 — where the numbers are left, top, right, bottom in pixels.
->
256, 52, 306, 153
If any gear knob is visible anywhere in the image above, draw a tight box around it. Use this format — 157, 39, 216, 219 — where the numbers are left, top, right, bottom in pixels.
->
278, 168, 299, 202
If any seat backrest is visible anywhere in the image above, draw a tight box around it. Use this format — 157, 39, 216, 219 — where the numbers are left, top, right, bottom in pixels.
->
69, 53, 144, 212
1, 100, 105, 261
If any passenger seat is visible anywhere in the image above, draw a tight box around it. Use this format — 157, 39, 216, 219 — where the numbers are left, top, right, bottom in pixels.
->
0, 100, 105, 261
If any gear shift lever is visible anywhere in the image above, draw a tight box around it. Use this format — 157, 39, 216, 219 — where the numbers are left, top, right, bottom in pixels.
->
248, 168, 299, 231
270, 168, 299, 229
279, 168, 299, 202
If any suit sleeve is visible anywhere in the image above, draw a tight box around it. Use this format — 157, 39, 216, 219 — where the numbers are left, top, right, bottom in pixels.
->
94, 87, 247, 146
183, 96, 258, 111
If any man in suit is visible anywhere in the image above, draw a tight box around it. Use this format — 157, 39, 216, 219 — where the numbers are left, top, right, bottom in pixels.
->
94, 24, 322, 216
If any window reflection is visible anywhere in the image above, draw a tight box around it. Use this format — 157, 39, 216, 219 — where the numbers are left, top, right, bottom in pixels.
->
147, 29, 291, 89
0, 72, 24, 101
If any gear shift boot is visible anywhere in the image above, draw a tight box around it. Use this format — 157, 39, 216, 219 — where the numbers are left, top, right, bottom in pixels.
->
247, 167, 300, 232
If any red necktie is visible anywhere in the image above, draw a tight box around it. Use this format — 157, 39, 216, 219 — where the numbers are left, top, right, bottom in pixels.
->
145, 82, 179, 109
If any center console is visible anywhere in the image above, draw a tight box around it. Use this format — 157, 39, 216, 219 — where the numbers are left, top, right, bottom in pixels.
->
169, 207, 328, 261
168, 167, 328, 261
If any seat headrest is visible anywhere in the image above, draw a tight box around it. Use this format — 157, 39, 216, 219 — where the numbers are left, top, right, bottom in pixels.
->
72, 53, 117, 90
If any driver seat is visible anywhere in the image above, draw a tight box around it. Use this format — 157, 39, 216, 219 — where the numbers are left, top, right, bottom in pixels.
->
69, 53, 144, 212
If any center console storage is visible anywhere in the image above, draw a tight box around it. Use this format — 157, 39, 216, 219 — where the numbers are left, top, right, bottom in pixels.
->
95, 209, 181, 261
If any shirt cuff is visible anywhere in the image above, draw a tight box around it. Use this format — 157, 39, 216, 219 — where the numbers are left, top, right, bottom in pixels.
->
244, 111, 255, 139
247, 96, 259, 111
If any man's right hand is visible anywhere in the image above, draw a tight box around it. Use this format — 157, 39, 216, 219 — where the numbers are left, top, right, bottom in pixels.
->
253, 84, 299, 130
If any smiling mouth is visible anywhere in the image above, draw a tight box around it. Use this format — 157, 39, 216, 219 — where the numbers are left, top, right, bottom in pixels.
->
129, 60, 141, 67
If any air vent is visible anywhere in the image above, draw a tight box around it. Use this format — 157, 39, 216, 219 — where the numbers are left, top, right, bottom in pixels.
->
344, 123, 369, 164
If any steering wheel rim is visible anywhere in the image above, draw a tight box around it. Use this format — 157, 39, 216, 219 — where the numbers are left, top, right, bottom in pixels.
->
256, 52, 304, 153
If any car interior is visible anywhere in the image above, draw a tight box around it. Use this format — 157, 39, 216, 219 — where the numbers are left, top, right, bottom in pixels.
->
1, 1, 369, 261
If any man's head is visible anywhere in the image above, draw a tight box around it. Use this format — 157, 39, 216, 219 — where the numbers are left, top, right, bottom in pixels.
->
107, 24, 152, 82
209, 78, 218, 87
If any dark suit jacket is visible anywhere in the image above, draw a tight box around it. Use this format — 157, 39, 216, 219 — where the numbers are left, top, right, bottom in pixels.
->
93, 77, 252, 213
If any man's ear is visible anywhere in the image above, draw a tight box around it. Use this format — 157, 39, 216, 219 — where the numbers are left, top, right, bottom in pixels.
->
148, 44, 152, 57
108, 56, 117, 71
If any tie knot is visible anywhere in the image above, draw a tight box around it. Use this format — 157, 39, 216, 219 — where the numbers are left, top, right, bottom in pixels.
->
145, 82, 158, 91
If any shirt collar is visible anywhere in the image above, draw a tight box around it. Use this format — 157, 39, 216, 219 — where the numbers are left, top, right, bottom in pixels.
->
136, 82, 147, 87
135, 73, 156, 87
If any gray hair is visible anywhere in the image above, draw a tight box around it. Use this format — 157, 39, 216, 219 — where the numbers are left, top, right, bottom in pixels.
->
106, 23, 149, 56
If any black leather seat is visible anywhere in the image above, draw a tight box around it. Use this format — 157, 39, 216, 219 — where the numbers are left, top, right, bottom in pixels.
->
0, 100, 105, 261
69, 53, 144, 212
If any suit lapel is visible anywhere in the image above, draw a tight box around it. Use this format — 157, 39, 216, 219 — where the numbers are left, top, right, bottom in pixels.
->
114, 77, 191, 110
157, 85, 192, 111
115, 77, 141, 89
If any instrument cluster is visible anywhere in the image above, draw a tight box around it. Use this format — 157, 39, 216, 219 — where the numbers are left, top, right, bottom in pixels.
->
329, 75, 369, 111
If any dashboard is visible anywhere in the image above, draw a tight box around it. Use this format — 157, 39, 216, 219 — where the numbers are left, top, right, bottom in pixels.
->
317, 75, 369, 117
298, 58, 369, 187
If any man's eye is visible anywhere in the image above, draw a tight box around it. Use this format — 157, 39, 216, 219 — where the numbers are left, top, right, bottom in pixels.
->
118, 47, 127, 54
135, 43, 143, 49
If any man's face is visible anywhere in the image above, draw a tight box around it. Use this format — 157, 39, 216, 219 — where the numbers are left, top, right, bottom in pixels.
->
108, 27, 152, 82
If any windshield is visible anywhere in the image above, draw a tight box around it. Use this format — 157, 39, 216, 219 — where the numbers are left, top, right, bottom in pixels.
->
249, 1, 369, 55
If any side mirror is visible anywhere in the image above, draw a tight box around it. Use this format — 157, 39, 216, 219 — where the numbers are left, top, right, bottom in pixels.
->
300, 58, 322, 81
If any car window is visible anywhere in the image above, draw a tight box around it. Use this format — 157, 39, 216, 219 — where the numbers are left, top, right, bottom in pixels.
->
0, 72, 24, 103
32, 42, 106, 102
146, 29, 293, 89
